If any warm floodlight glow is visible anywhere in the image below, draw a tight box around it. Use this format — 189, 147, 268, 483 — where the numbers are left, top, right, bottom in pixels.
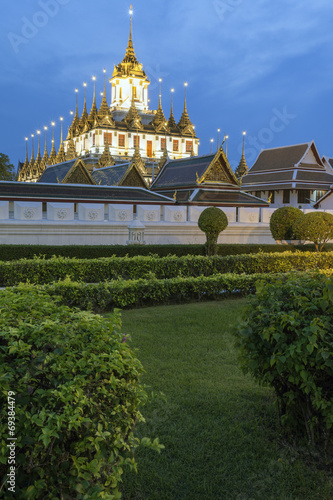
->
60, 117, 63, 121
75, 88, 78, 93
25, 137, 28, 141
92, 76, 96, 81
51, 122, 55, 126
129, 5, 133, 15
243, 131, 246, 136
184, 82, 188, 87
44, 126, 47, 131
37, 130, 40, 134
83, 82, 87, 87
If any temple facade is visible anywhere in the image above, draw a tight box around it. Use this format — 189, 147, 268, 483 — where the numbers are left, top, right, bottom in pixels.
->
18, 9, 198, 183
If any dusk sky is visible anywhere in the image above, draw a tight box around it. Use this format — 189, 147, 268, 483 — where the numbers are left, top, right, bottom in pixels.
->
1, 0, 332, 172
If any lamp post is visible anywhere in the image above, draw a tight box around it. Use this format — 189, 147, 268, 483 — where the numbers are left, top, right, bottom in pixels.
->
210, 138, 214, 154
217, 128, 220, 150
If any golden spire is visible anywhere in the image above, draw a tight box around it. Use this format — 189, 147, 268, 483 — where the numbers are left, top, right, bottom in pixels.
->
66, 127, 77, 160
41, 126, 49, 171
48, 122, 57, 165
177, 82, 195, 135
32, 130, 42, 179
235, 131, 249, 182
98, 69, 110, 119
27, 133, 35, 179
167, 88, 177, 129
18, 137, 29, 181
158, 147, 168, 170
88, 76, 98, 126
56, 117, 66, 163
152, 78, 167, 129
98, 131, 115, 168
125, 93, 142, 129
79, 82, 89, 131
131, 134, 146, 174
112, 5, 147, 79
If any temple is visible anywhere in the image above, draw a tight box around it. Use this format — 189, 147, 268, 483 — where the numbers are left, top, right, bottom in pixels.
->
18, 6, 199, 184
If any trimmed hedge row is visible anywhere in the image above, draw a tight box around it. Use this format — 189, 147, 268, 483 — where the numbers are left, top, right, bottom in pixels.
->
0, 243, 330, 261
1, 251, 333, 286
29, 271, 331, 311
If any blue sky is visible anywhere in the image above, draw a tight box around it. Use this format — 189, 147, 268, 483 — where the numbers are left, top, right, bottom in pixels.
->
1, 0, 332, 171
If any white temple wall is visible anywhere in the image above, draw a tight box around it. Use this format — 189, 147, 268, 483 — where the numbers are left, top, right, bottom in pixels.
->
1, 201, 329, 246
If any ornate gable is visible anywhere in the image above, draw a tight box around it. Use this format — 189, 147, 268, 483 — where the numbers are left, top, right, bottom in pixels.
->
200, 149, 239, 186
62, 160, 96, 185
122, 165, 147, 188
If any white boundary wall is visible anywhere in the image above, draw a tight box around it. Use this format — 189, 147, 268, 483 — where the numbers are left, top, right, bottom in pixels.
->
0, 202, 327, 246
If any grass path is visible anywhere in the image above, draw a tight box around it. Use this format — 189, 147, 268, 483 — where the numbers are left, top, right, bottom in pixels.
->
110, 300, 332, 500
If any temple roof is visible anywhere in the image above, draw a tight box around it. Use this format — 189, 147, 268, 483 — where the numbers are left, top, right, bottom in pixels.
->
38, 159, 96, 185
0, 181, 174, 204
92, 162, 147, 188
241, 141, 332, 192
151, 149, 239, 190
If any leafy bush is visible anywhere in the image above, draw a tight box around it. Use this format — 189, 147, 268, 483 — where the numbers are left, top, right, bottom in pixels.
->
0, 287, 161, 499
293, 211, 333, 252
198, 207, 228, 256
269, 206, 304, 240
1, 252, 333, 287
235, 273, 333, 449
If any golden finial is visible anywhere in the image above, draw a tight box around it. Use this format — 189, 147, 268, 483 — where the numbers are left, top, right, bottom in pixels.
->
57, 177, 60, 184
196, 172, 200, 183
268, 193, 272, 203
173, 190, 177, 200
99, 179, 102, 185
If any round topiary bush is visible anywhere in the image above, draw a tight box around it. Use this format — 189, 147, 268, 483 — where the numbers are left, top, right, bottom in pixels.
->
269, 206, 304, 241
293, 211, 333, 252
198, 207, 228, 256
0, 285, 159, 499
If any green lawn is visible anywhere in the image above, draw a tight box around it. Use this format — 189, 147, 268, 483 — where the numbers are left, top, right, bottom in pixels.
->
108, 300, 332, 500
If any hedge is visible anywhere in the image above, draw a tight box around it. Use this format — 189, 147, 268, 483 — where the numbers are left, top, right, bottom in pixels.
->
0, 243, 332, 261
0, 287, 163, 498
1, 251, 333, 287
13, 271, 330, 312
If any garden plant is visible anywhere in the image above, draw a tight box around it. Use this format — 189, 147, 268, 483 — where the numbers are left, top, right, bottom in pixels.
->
269, 206, 304, 241
198, 207, 228, 255
293, 211, 333, 252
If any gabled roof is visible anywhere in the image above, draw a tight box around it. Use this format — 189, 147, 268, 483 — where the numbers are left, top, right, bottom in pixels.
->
91, 162, 147, 188
241, 141, 332, 192
0, 181, 174, 204
38, 159, 96, 185
248, 142, 325, 174
322, 156, 333, 173
151, 149, 239, 191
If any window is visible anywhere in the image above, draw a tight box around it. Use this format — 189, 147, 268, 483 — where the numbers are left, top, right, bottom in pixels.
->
255, 191, 261, 199
118, 134, 125, 148
186, 141, 193, 153
173, 140, 179, 152
134, 135, 140, 148
283, 190, 290, 204
161, 138, 166, 150
104, 133, 112, 145
119, 88, 122, 99
132, 87, 137, 99
315, 190, 326, 201
92, 134, 95, 146
297, 190, 310, 204
83, 137, 86, 149
268, 191, 275, 203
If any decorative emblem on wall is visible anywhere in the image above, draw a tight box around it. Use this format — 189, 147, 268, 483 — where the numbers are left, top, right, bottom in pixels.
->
118, 210, 128, 221
57, 209, 68, 220
23, 208, 36, 219
147, 211, 156, 221
249, 214, 256, 222
173, 211, 183, 222
88, 210, 99, 221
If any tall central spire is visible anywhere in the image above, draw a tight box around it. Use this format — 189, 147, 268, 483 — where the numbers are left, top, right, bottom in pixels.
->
112, 5, 147, 78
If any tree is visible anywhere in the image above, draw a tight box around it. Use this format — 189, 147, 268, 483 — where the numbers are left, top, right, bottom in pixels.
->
198, 207, 228, 256
0, 153, 16, 181
269, 206, 304, 241
293, 211, 333, 252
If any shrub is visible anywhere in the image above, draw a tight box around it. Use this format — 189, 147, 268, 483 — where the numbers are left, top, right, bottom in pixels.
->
0, 287, 161, 499
198, 207, 228, 256
269, 206, 304, 240
293, 211, 333, 252
2, 251, 333, 287
235, 273, 333, 449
